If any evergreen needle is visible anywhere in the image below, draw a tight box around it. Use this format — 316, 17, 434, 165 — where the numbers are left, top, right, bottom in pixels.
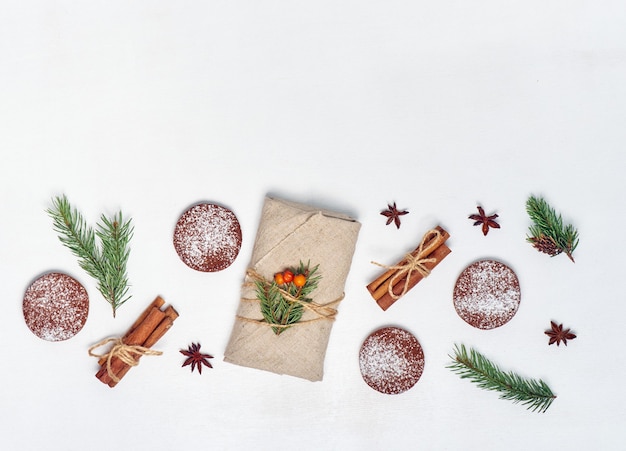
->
47, 195, 133, 317
447, 344, 556, 413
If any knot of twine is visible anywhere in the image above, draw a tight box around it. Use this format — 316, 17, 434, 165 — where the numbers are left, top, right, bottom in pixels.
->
371, 228, 442, 300
238, 269, 342, 328
88, 337, 163, 383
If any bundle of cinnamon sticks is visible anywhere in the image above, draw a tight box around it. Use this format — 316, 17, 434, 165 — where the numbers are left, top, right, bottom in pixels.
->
94, 296, 178, 387
367, 226, 451, 311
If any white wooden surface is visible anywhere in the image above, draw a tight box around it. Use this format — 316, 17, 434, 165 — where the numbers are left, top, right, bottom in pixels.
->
1, 2, 624, 449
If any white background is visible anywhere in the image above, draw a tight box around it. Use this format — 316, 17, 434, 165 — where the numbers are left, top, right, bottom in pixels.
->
1, 1, 624, 450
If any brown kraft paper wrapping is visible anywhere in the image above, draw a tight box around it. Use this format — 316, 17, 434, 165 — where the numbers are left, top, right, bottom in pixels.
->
224, 196, 361, 381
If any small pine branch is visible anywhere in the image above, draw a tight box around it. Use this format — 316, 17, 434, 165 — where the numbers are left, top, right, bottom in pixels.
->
47, 195, 106, 285
47, 195, 133, 317
448, 344, 556, 413
256, 261, 320, 335
526, 195, 579, 263
258, 281, 297, 335
96, 212, 134, 316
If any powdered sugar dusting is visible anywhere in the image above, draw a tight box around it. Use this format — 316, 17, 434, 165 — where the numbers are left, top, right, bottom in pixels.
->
453, 260, 520, 330
173, 203, 242, 272
23, 272, 89, 341
359, 327, 425, 395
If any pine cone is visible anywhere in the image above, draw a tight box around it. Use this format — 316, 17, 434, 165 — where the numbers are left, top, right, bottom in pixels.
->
529, 235, 562, 257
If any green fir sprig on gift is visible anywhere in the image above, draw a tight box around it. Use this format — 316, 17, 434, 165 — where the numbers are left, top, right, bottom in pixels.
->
448, 344, 556, 413
526, 195, 579, 263
256, 261, 321, 335
47, 195, 133, 317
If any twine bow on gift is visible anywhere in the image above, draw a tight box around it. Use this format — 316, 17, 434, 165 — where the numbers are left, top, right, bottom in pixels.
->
371, 228, 442, 300
88, 338, 163, 383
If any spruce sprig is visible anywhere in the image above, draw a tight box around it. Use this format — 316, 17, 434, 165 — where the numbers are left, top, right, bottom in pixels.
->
526, 195, 579, 262
257, 282, 294, 335
256, 261, 321, 335
448, 344, 556, 413
47, 195, 133, 317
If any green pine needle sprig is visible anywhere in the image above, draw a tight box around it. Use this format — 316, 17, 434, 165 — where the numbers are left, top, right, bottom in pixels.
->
448, 344, 556, 413
526, 195, 579, 262
47, 195, 133, 317
257, 261, 321, 335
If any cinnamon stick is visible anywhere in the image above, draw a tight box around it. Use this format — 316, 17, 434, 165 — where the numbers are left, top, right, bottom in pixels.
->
95, 296, 178, 387
368, 227, 449, 297
97, 296, 166, 368
127, 296, 166, 335
376, 243, 450, 310
107, 306, 179, 386
367, 226, 451, 311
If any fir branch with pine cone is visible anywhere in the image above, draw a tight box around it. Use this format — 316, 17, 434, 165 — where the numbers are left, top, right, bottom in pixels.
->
526, 195, 579, 262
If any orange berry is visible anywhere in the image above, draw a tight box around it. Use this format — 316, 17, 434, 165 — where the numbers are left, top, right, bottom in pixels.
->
283, 270, 294, 283
293, 274, 306, 287
274, 273, 285, 285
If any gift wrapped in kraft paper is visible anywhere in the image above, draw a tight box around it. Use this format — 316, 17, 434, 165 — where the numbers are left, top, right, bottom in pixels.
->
224, 196, 361, 381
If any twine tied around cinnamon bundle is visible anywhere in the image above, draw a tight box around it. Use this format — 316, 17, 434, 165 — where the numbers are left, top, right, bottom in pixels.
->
88, 337, 163, 383
371, 228, 442, 300
237, 269, 342, 328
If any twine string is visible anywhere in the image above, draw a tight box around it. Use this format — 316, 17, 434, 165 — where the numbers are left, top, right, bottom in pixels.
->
371, 228, 442, 300
88, 337, 163, 383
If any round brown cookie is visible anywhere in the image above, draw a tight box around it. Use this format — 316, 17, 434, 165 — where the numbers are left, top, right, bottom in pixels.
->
359, 326, 425, 395
23, 272, 89, 341
173, 203, 242, 272
453, 259, 521, 330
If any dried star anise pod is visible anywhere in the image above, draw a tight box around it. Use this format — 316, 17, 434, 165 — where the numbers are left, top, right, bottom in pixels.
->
180, 343, 213, 374
469, 206, 500, 236
381, 202, 409, 229
545, 321, 577, 346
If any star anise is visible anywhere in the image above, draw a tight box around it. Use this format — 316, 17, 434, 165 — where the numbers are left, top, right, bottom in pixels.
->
180, 343, 213, 374
381, 202, 409, 229
469, 206, 500, 236
545, 321, 577, 346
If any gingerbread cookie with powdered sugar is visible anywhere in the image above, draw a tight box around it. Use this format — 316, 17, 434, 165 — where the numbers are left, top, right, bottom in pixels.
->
173, 203, 242, 272
453, 259, 520, 330
359, 326, 425, 395
23, 272, 89, 341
